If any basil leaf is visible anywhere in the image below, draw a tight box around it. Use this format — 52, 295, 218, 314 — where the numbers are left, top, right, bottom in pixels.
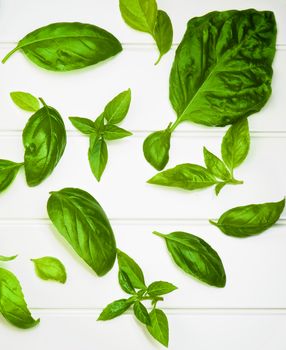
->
103, 89, 131, 124
0, 268, 40, 329
23, 98, 66, 186
0, 160, 23, 193
69, 117, 96, 135
147, 281, 177, 296
0, 255, 17, 262
98, 299, 133, 321
210, 199, 285, 237
133, 301, 151, 325
10, 91, 40, 112
117, 249, 146, 289
221, 118, 250, 172
88, 136, 108, 181
153, 231, 226, 287
47, 188, 116, 276
3, 22, 122, 71
148, 164, 217, 191
147, 308, 169, 347
143, 127, 171, 171
31, 256, 67, 283
153, 10, 173, 65
118, 270, 136, 294
203, 147, 231, 181
94, 113, 105, 133
103, 124, 132, 140
215, 182, 227, 196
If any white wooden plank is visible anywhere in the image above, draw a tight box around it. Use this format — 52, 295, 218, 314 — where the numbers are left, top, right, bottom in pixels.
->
0, 0, 285, 44
0, 47, 285, 132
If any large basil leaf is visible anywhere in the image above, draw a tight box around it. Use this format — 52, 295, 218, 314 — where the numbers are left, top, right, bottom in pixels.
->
147, 308, 169, 347
10, 91, 40, 112
98, 298, 134, 321
88, 136, 108, 181
0, 268, 40, 329
210, 199, 285, 237
47, 188, 116, 276
154, 231, 226, 287
31, 256, 67, 283
0, 160, 23, 193
153, 10, 173, 65
23, 99, 66, 186
2, 22, 122, 71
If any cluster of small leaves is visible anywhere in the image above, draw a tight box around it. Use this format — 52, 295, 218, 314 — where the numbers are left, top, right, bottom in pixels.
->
69, 89, 132, 181
98, 249, 177, 347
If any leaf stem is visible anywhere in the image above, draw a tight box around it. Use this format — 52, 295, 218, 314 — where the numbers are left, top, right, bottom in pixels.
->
2, 46, 19, 64
39, 97, 48, 107
152, 231, 165, 239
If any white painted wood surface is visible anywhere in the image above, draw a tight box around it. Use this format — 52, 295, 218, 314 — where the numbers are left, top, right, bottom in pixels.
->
0, 1, 285, 349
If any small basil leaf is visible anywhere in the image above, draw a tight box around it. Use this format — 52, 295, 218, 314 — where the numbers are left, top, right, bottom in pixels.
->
10, 91, 40, 112
147, 308, 169, 347
88, 136, 108, 181
153, 231, 226, 287
98, 299, 133, 321
93, 113, 105, 133
117, 249, 146, 289
147, 281, 177, 296
118, 270, 136, 294
0, 255, 17, 262
0, 160, 23, 193
221, 118, 250, 172
210, 199, 285, 237
69, 117, 96, 135
143, 128, 171, 171
133, 301, 151, 325
215, 182, 227, 196
23, 98, 66, 186
153, 10, 173, 65
3, 22, 122, 71
103, 89, 131, 124
103, 124, 132, 140
147, 164, 217, 191
0, 268, 40, 329
31, 256, 67, 283
203, 147, 231, 181
47, 188, 116, 276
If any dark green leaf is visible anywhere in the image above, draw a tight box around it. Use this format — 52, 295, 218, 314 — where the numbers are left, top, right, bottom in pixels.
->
10, 91, 40, 112
88, 136, 108, 181
118, 270, 136, 294
147, 164, 217, 191
3, 22, 122, 71
0, 255, 17, 262
117, 249, 146, 289
69, 117, 96, 135
154, 231, 226, 287
0, 268, 40, 329
133, 301, 150, 325
147, 308, 169, 347
148, 281, 177, 296
0, 160, 23, 193
104, 124, 132, 140
203, 147, 231, 181
210, 199, 285, 237
31, 256, 67, 283
23, 98, 66, 186
47, 188, 116, 276
143, 128, 171, 171
153, 10, 173, 65
98, 299, 133, 321
103, 89, 131, 124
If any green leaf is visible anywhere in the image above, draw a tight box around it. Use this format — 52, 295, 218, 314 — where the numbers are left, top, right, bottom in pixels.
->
31, 256, 67, 283
69, 117, 96, 135
2, 22, 122, 71
203, 147, 231, 181
0, 268, 40, 329
118, 270, 136, 294
221, 118, 250, 172
143, 128, 171, 171
117, 249, 146, 289
153, 10, 173, 65
147, 164, 217, 191
10, 91, 40, 112
0, 255, 17, 262
93, 113, 105, 133
147, 308, 169, 347
98, 299, 133, 321
88, 136, 108, 181
0, 160, 23, 193
23, 98, 66, 187
215, 182, 227, 196
210, 199, 285, 237
153, 231, 226, 287
119, 0, 158, 34
148, 281, 177, 296
103, 89, 131, 124
133, 301, 151, 325
47, 188, 116, 276
103, 124, 132, 140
